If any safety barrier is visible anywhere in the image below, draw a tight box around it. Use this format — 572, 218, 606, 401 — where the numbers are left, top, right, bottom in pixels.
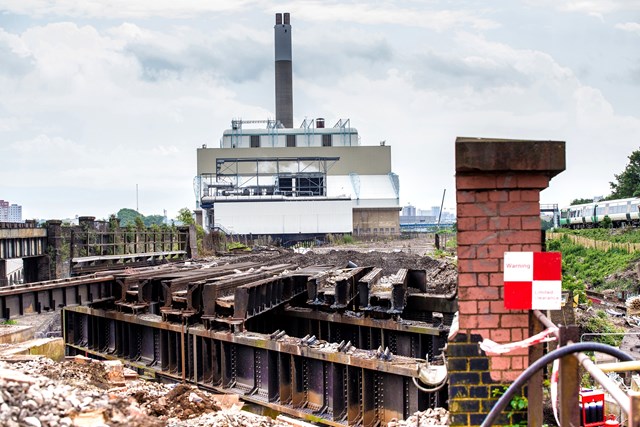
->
482, 310, 640, 426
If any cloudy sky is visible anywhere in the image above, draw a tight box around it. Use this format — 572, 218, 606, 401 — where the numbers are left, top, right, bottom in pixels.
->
1, 0, 640, 221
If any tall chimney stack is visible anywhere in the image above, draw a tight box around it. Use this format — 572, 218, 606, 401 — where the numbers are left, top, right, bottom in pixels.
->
274, 12, 293, 128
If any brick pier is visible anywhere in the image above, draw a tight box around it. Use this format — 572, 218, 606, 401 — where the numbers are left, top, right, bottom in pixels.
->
447, 137, 565, 425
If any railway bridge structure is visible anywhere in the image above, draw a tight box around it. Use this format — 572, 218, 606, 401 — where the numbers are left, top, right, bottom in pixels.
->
0, 217, 195, 316
0, 220, 48, 286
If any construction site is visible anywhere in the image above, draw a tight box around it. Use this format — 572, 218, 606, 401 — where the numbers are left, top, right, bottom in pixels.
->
4, 9, 640, 427
0, 227, 456, 427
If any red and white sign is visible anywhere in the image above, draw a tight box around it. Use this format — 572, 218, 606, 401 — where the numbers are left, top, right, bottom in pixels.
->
503, 252, 562, 310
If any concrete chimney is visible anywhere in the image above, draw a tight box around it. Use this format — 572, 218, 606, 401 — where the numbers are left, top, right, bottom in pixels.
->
274, 13, 293, 128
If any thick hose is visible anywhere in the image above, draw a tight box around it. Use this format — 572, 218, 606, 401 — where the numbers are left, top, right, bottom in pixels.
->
481, 342, 633, 427
412, 374, 448, 393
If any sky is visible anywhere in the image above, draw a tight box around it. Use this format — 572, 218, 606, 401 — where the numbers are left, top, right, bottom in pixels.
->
1, 0, 640, 221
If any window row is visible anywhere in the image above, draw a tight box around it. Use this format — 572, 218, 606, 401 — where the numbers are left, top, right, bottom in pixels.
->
248, 134, 333, 148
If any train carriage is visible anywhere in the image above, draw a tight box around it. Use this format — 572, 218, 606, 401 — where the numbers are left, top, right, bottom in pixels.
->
560, 197, 640, 228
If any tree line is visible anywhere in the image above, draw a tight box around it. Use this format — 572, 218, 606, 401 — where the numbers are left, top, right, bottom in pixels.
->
570, 149, 640, 205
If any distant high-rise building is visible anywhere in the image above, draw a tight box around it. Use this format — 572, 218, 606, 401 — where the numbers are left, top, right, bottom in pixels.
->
0, 200, 8, 221
0, 200, 23, 223
8, 204, 22, 222
402, 205, 416, 217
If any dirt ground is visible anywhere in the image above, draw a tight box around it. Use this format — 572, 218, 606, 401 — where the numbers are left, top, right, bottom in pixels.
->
217, 235, 457, 295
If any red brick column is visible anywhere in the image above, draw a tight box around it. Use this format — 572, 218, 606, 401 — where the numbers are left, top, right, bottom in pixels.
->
448, 137, 565, 426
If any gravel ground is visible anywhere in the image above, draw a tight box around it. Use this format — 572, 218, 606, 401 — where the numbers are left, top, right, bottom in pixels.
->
0, 356, 449, 427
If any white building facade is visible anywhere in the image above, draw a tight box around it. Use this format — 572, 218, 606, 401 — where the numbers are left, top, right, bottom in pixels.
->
197, 120, 400, 239
0, 200, 22, 223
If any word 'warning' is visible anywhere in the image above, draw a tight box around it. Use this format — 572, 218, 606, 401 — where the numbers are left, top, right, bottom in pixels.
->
503, 252, 562, 310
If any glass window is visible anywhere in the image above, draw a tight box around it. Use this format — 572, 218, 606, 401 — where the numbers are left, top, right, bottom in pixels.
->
286, 134, 296, 147
322, 134, 332, 147
250, 135, 260, 148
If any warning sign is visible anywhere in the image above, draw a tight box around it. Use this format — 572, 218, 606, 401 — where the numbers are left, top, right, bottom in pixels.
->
504, 252, 562, 310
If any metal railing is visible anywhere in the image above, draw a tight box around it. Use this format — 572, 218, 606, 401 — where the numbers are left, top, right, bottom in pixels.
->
483, 310, 640, 426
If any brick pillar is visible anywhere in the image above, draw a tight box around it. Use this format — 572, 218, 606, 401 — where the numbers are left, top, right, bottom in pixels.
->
448, 137, 565, 426
46, 220, 65, 279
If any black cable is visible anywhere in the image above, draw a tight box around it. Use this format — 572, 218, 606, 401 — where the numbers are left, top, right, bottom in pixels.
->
481, 342, 634, 427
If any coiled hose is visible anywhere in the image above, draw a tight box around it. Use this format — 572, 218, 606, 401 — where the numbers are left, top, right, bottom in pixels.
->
481, 342, 634, 427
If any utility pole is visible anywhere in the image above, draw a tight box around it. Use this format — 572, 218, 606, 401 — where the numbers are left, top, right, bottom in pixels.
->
437, 189, 446, 228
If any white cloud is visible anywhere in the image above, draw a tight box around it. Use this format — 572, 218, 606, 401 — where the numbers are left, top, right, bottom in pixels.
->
0, 2, 639, 219
288, 2, 499, 31
3, 0, 499, 32
528, 0, 640, 19
615, 22, 640, 35
1, 0, 255, 19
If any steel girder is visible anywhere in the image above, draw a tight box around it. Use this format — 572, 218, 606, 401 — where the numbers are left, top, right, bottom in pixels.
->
64, 305, 442, 426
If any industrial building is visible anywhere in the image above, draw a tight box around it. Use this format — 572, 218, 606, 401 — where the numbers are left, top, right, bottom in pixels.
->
196, 13, 400, 241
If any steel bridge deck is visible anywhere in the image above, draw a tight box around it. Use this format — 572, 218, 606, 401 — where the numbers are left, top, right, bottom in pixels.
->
34, 260, 453, 426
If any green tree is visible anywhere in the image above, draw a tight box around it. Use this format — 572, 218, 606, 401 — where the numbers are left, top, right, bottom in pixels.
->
134, 216, 145, 230
108, 214, 119, 230
570, 198, 593, 205
117, 208, 143, 227
143, 215, 165, 227
177, 208, 195, 225
609, 149, 640, 199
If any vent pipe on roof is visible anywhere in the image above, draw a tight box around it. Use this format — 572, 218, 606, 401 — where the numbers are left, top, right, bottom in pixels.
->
274, 13, 293, 128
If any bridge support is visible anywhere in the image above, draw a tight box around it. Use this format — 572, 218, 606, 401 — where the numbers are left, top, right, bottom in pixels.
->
23, 255, 50, 283
448, 137, 565, 426
46, 220, 66, 280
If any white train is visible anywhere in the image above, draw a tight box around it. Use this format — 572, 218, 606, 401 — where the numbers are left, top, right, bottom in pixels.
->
560, 197, 640, 228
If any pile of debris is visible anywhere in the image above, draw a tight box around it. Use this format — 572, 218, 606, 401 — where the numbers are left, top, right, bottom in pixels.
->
387, 408, 449, 426
0, 355, 449, 427
0, 356, 288, 427
0, 355, 451, 426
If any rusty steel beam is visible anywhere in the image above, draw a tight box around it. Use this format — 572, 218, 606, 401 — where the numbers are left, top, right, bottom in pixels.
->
114, 262, 259, 313
57, 261, 454, 425
195, 264, 295, 326
357, 267, 382, 310
64, 305, 440, 426
0, 274, 116, 319
234, 266, 334, 322
307, 267, 370, 310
